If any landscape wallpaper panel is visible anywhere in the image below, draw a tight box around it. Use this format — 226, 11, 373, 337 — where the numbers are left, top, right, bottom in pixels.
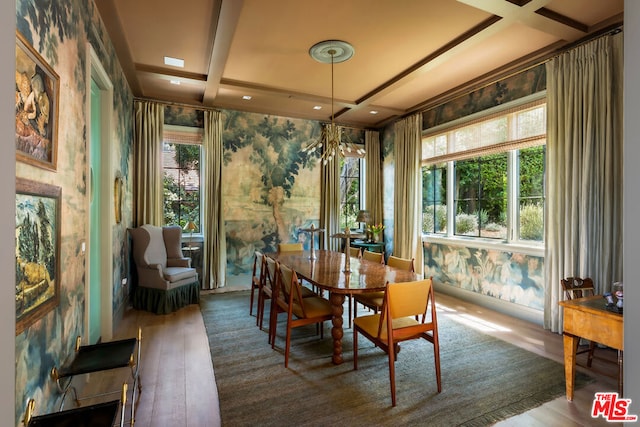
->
222, 111, 322, 278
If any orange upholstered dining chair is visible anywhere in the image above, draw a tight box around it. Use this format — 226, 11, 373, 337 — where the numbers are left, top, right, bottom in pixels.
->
349, 247, 361, 258
361, 249, 383, 263
354, 255, 415, 318
278, 242, 303, 252
272, 262, 333, 367
353, 277, 441, 406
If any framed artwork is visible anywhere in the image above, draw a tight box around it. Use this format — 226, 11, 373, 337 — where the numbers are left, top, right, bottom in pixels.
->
15, 178, 61, 335
15, 31, 60, 171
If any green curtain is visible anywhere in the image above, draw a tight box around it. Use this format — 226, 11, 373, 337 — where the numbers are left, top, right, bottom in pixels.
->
202, 110, 227, 289
545, 32, 623, 332
133, 100, 164, 226
365, 130, 383, 227
393, 114, 424, 275
319, 124, 341, 251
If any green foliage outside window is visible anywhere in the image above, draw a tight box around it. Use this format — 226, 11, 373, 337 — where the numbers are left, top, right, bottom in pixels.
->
340, 157, 361, 230
163, 143, 201, 230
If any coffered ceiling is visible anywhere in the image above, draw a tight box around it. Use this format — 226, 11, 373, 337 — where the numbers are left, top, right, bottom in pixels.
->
96, 0, 623, 128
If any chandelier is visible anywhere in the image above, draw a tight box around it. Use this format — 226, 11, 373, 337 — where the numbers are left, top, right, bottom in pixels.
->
303, 40, 365, 164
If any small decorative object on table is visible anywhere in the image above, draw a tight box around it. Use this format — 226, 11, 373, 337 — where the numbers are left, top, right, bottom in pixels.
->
604, 282, 624, 313
367, 223, 385, 243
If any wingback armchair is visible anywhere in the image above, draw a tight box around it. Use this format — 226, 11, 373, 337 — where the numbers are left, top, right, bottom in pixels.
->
129, 224, 199, 314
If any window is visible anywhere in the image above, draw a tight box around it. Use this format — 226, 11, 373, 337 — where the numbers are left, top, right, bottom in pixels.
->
422, 99, 546, 244
162, 126, 202, 230
422, 162, 447, 234
339, 156, 362, 231
455, 153, 508, 238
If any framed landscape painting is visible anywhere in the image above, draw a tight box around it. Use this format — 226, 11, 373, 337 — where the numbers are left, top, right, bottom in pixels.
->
15, 31, 60, 171
15, 178, 61, 335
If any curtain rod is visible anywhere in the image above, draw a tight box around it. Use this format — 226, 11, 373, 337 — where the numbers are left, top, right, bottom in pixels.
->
133, 97, 220, 112
406, 23, 623, 122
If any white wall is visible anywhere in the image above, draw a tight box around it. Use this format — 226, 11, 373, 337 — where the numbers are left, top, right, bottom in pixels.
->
624, 0, 640, 404
2, 0, 16, 420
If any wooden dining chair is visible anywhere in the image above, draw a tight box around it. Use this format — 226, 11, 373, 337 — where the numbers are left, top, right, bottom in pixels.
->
279, 241, 321, 295
560, 277, 597, 366
249, 251, 264, 316
272, 262, 333, 367
362, 250, 384, 263
278, 242, 304, 251
349, 247, 361, 258
263, 255, 317, 344
353, 277, 441, 406
354, 255, 415, 318
387, 255, 415, 272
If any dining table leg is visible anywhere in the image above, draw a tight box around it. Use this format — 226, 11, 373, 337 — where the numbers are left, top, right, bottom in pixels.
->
329, 292, 346, 365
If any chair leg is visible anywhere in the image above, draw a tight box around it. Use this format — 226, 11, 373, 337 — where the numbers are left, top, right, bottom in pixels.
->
284, 315, 293, 368
348, 296, 352, 328
388, 342, 397, 407
269, 300, 278, 347
249, 286, 256, 316
618, 350, 624, 396
256, 292, 263, 327
353, 330, 359, 370
433, 332, 442, 393
586, 341, 596, 368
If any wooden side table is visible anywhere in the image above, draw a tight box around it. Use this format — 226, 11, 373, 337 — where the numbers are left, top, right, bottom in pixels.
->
182, 246, 202, 285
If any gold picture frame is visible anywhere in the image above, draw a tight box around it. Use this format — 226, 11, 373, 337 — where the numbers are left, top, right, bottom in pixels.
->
15, 31, 60, 171
114, 175, 123, 224
15, 178, 62, 334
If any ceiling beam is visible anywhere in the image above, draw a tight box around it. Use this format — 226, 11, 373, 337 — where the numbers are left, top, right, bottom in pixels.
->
203, 0, 243, 105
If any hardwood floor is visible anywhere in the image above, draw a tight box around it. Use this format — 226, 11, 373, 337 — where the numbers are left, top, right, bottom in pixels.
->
87, 285, 622, 426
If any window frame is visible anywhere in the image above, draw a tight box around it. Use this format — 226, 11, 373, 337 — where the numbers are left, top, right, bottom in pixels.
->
338, 154, 366, 232
421, 95, 546, 253
161, 125, 204, 236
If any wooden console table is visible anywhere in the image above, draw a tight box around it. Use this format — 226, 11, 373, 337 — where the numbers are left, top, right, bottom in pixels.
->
350, 240, 384, 254
559, 295, 623, 400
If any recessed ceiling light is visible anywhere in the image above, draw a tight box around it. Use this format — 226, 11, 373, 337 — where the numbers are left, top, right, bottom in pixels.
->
242, 95, 252, 100
164, 56, 184, 68
170, 80, 180, 85
369, 110, 379, 115
313, 106, 322, 110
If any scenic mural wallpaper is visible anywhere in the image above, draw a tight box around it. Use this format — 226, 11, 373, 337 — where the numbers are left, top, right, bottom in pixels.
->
13, 2, 547, 424
15, 1, 133, 425
222, 111, 322, 279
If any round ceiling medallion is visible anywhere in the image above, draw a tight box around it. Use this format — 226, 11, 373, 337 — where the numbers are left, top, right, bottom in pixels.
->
309, 40, 354, 64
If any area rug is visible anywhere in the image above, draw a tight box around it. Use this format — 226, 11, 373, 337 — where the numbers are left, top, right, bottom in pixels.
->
200, 291, 592, 427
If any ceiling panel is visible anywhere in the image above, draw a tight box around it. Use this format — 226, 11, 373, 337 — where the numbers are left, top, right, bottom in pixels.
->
96, 0, 624, 128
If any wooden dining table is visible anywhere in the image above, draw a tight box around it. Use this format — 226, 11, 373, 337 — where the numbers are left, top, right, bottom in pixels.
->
266, 249, 421, 365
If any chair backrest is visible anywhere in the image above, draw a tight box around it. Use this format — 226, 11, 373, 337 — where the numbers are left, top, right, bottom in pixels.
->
560, 277, 595, 300
378, 278, 436, 340
278, 242, 304, 252
265, 256, 278, 292
162, 225, 185, 260
387, 279, 431, 319
349, 247, 361, 258
362, 250, 384, 264
129, 224, 168, 269
277, 263, 305, 313
253, 251, 264, 282
387, 255, 414, 272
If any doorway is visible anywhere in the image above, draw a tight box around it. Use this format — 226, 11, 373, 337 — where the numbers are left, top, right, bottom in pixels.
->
87, 45, 114, 343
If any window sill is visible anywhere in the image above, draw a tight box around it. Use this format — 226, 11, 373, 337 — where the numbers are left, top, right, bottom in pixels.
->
422, 234, 544, 257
